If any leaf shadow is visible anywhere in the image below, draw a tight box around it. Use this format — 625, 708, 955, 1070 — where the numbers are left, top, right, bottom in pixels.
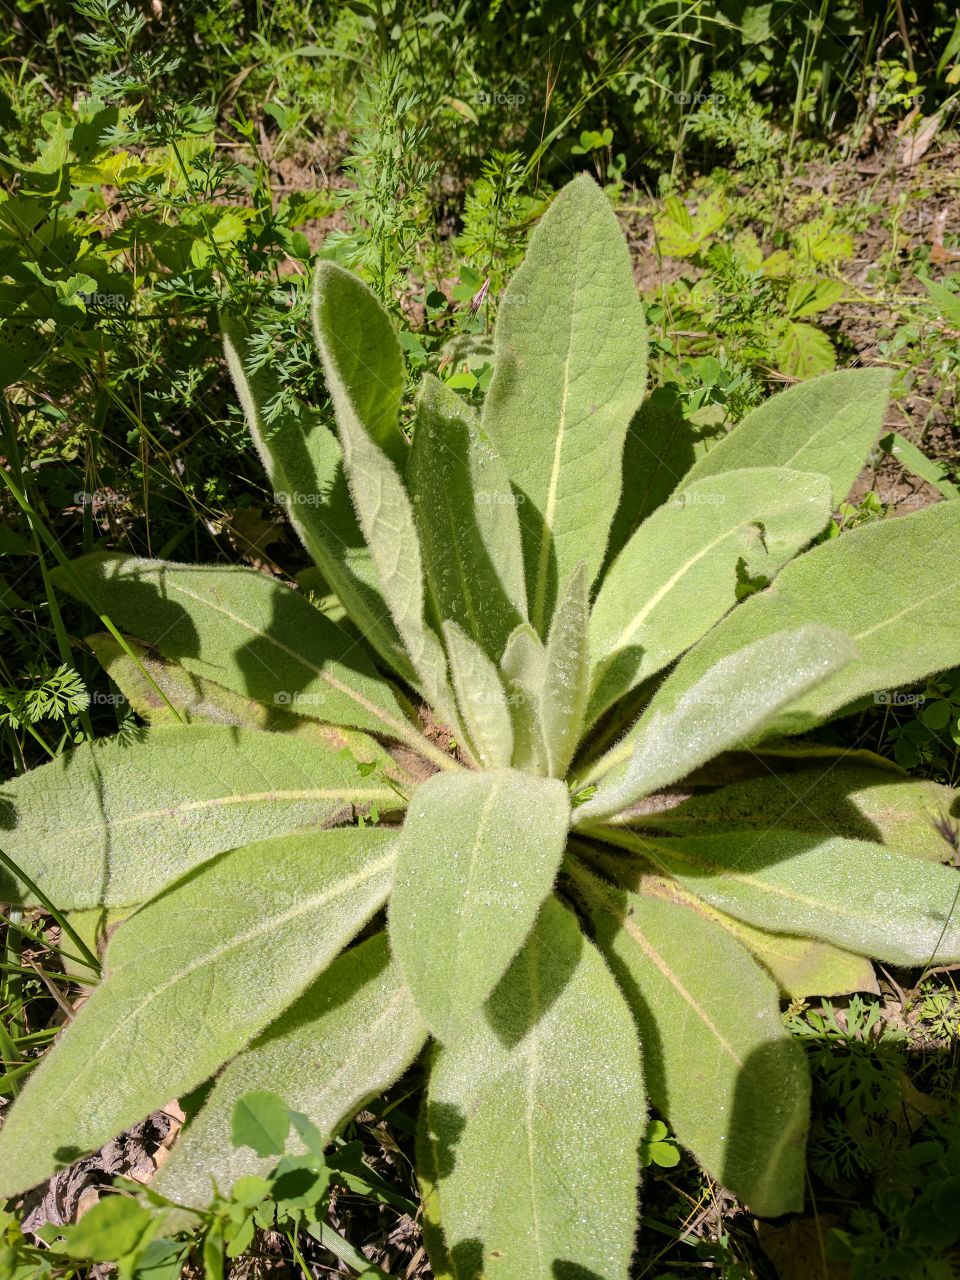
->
605, 387, 724, 571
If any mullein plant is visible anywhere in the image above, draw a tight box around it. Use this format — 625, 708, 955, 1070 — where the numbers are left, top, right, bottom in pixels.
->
1, 175, 959, 1277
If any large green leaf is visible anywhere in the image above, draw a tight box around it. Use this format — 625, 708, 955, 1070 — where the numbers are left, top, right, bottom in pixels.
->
649, 500, 960, 740
157, 933, 426, 1209
581, 851, 877, 999
704, 910, 879, 998
576, 626, 855, 823
313, 262, 459, 728
389, 770, 569, 1042
409, 374, 526, 658
540, 563, 590, 778
634, 762, 958, 862
481, 175, 648, 632
589, 468, 832, 720
0, 828, 395, 1196
222, 316, 413, 683
84, 632, 408, 783
677, 368, 892, 505
420, 896, 644, 1280
0, 725, 398, 908
611, 828, 960, 965
58, 554, 424, 747
573, 864, 809, 1216
442, 621, 514, 769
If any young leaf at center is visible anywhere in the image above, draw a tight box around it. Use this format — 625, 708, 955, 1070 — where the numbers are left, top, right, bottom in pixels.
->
389, 769, 570, 1042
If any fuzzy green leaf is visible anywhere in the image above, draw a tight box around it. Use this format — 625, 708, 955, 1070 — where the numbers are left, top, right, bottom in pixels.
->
420, 896, 644, 1279
651, 499, 960, 740
157, 933, 426, 1209
0, 828, 395, 1196
313, 262, 459, 727
589, 468, 832, 719
84, 632, 407, 783
606, 390, 708, 564
442, 621, 514, 769
499, 622, 548, 773
58, 554, 421, 745
635, 762, 958, 863
482, 175, 648, 632
576, 626, 856, 823
541, 562, 590, 777
677, 367, 892, 505
390, 770, 569, 1042
703, 911, 879, 999
0, 725, 398, 908
409, 374, 526, 657
574, 865, 809, 1216
222, 316, 413, 682
622, 829, 960, 965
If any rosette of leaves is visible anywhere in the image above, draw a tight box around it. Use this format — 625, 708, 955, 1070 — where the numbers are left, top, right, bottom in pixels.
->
2, 175, 960, 1277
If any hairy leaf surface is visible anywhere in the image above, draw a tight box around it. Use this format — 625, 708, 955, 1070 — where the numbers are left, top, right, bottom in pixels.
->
577, 627, 855, 822
84, 633, 406, 781
222, 317, 412, 681
650, 500, 960, 740
677, 368, 891, 504
575, 865, 809, 1216
421, 896, 644, 1279
442, 621, 514, 769
482, 175, 648, 632
390, 770, 569, 1041
541, 563, 590, 777
313, 262, 459, 727
0, 726, 397, 908
409, 374, 525, 657
619, 829, 960, 964
59, 555, 418, 743
158, 933, 426, 1208
636, 763, 958, 862
0, 828, 395, 1196
499, 622, 548, 773
589, 468, 832, 719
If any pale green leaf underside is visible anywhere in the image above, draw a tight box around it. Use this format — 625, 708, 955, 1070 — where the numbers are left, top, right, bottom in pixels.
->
577, 626, 856, 822
313, 262, 459, 728
677, 367, 892, 505
589, 467, 832, 719
0, 725, 397, 908
0, 828, 395, 1197
482, 174, 648, 632
623, 829, 960, 965
58, 554, 418, 743
655, 499, 960, 740
222, 316, 413, 683
575, 866, 808, 1216
389, 770, 570, 1042
410, 374, 526, 658
422, 896, 644, 1279
442, 621, 514, 769
158, 932, 426, 1210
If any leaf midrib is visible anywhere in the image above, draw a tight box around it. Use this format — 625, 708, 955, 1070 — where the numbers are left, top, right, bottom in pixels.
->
608, 516, 758, 653
531, 232, 584, 633
66, 786, 395, 843
167, 580, 419, 746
